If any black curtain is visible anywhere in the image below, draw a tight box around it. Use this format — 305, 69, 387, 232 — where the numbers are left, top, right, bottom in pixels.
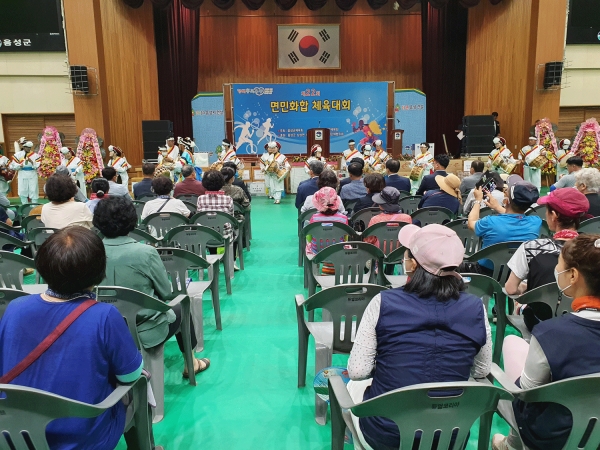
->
153, 0, 200, 138
421, 0, 467, 157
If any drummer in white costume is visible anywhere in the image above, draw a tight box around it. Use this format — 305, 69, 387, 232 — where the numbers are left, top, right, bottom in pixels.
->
10, 140, 40, 204
107, 145, 132, 188
260, 141, 290, 204
370, 139, 391, 173
409, 142, 434, 194
218, 139, 244, 171
555, 139, 572, 180
488, 137, 518, 175
305, 144, 326, 174
341, 139, 363, 170
0, 152, 12, 197
519, 136, 543, 191
60, 147, 86, 197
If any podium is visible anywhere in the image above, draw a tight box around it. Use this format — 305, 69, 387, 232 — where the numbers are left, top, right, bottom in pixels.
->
389, 129, 404, 159
306, 128, 330, 157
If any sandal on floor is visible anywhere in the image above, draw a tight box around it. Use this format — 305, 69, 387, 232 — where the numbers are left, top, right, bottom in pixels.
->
274, 200, 280, 204
182, 357, 210, 378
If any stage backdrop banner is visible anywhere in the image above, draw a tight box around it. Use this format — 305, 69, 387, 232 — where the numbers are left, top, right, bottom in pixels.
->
191, 92, 225, 164
278, 25, 340, 70
394, 89, 426, 155
232, 82, 388, 155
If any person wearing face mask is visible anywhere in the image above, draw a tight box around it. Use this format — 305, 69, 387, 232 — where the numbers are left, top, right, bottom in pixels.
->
360, 144, 375, 173
493, 234, 600, 450
60, 146, 86, 198
504, 188, 589, 331
409, 142, 434, 194
370, 139, 390, 174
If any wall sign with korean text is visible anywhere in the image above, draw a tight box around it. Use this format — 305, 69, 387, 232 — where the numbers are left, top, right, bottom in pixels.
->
231, 82, 388, 155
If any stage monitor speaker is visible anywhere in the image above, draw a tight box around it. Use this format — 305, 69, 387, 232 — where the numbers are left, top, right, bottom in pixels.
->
544, 61, 564, 89
69, 65, 89, 94
142, 120, 172, 161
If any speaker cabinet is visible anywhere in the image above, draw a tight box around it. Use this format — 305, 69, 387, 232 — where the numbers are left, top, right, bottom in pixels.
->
544, 61, 564, 89
142, 120, 173, 161
69, 65, 89, 94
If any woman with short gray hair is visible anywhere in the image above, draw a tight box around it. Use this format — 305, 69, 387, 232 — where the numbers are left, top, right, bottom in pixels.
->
575, 168, 600, 217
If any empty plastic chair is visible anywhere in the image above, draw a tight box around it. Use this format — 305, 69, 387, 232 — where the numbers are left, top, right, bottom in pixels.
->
398, 195, 422, 214
128, 228, 161, 246
362, 221, 409, 255
578, 216, 600, 234
410, 206, 454, 226
175, 194, 200, 205
525, 204, 547, 220
382, 246, 409, 288
0, 287, 29, 318
21, 215, 45, 235
28, 227, 58, 258
445, 219, 481, 256
464, 241, 524, 286
191, 210, 244, 271
349, 207, 381, 232
141, 212, 189, 241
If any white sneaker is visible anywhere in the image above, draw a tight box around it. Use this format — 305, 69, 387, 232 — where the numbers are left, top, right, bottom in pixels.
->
233, 263, 240, 271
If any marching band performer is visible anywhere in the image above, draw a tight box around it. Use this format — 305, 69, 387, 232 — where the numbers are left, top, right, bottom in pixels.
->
177, 137, 195, 166
371, 139, 391, 173
305, 144, 327, 174
409, 142, 434, 194
60, 146, 86, 197
260, 141, 290, 205
107, 145, 132, 188
156, 146, 178, 180
489, 137, 518, 175
341, 139, 363, 170
519, 136, 542, 190
10, 139, 39, 204
217, 139, 244, 171
555, 139, 572, 180
0, 152, 13, 198
164, 135, 180, 162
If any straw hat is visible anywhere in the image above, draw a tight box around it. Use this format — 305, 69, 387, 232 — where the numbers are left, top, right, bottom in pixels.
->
435, 174, 461, 199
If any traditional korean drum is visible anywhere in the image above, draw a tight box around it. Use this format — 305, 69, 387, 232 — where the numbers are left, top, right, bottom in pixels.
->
409, 166, 424, 181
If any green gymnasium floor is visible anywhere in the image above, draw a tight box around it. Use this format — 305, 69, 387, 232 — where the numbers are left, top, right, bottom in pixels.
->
109, 195, 517, 450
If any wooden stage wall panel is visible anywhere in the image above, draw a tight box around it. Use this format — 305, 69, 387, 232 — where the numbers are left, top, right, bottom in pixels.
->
198, 1, 422, 92
464, 0, 534, 155
63, 0, 159, 168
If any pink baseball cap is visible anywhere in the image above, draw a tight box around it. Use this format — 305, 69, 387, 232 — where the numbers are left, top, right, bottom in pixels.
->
398, 224, 465, 278
537, 188, 589, 218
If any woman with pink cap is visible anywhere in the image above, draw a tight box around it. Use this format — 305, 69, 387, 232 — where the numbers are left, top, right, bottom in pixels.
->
305, 187, 349, 258
348, 224, 492, 450
346, 224, 492, 450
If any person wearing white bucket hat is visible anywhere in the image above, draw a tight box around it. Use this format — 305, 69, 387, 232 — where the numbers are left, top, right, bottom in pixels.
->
345, 224, 492, 450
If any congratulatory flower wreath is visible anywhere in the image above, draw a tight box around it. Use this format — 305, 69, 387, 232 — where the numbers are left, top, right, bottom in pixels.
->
37, 126, 63, 178
76, 128, 105, 184
571, 118, 600, 168
535, 118, 558, 175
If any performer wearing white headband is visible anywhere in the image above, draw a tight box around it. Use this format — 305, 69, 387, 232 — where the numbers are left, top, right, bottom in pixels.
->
164, 134, 180, 162
217, 138, 244, 171
408, 142, 434, 194
10, 138, 39, 204
555, 139, 572, 180
60, 146, 86, 197
107, 145, 132, 188
305, 144, 326, 174
341, 139, 363, 171
0, 149, 12, 198
259, 141, 290, 204
370, 139, 391, 173
488, 136, 518, 176
519, 136, 543, 191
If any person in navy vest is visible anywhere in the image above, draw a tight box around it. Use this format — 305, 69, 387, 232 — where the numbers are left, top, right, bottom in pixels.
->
493, 234, 600, 450
346, 224, 492, 450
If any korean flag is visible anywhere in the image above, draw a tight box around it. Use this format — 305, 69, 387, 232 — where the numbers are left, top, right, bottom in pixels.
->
278, 25, 340, 70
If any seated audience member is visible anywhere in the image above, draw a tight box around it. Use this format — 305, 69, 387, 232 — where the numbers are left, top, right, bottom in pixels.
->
141, 177, 191, 221
384, 159, 411, 193
295, 161, 324, 210
347, 224, 491, 450
493, 234, 600, 450
173, 164, 206, 197
575, 167, 600, 217
418, 173, 462, 215
460, 160, 485, 195
363, 186, 412, 249
102, 167, 131, 199
223, 161, 252, 202
41, 174, 94, 229
86, 178, 109, 214
340, 162, 367, 202
300, 170, 346, 215
339, 158, 365, 192
221, 167, 250, 218
305, 187, 349, 258
467, 175, 541, 275
133, 162, 155, 200
415, 153, 449, 195
463, 170, 505, 215
55, 165, 88, 203
197, 170, 238, 270
94, 197, 209, 377
550, 155, 583, 191
353, 173, 386, 213
0, 205, 32, 260
505, 188, 589, 331
0, 227, 148, 449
